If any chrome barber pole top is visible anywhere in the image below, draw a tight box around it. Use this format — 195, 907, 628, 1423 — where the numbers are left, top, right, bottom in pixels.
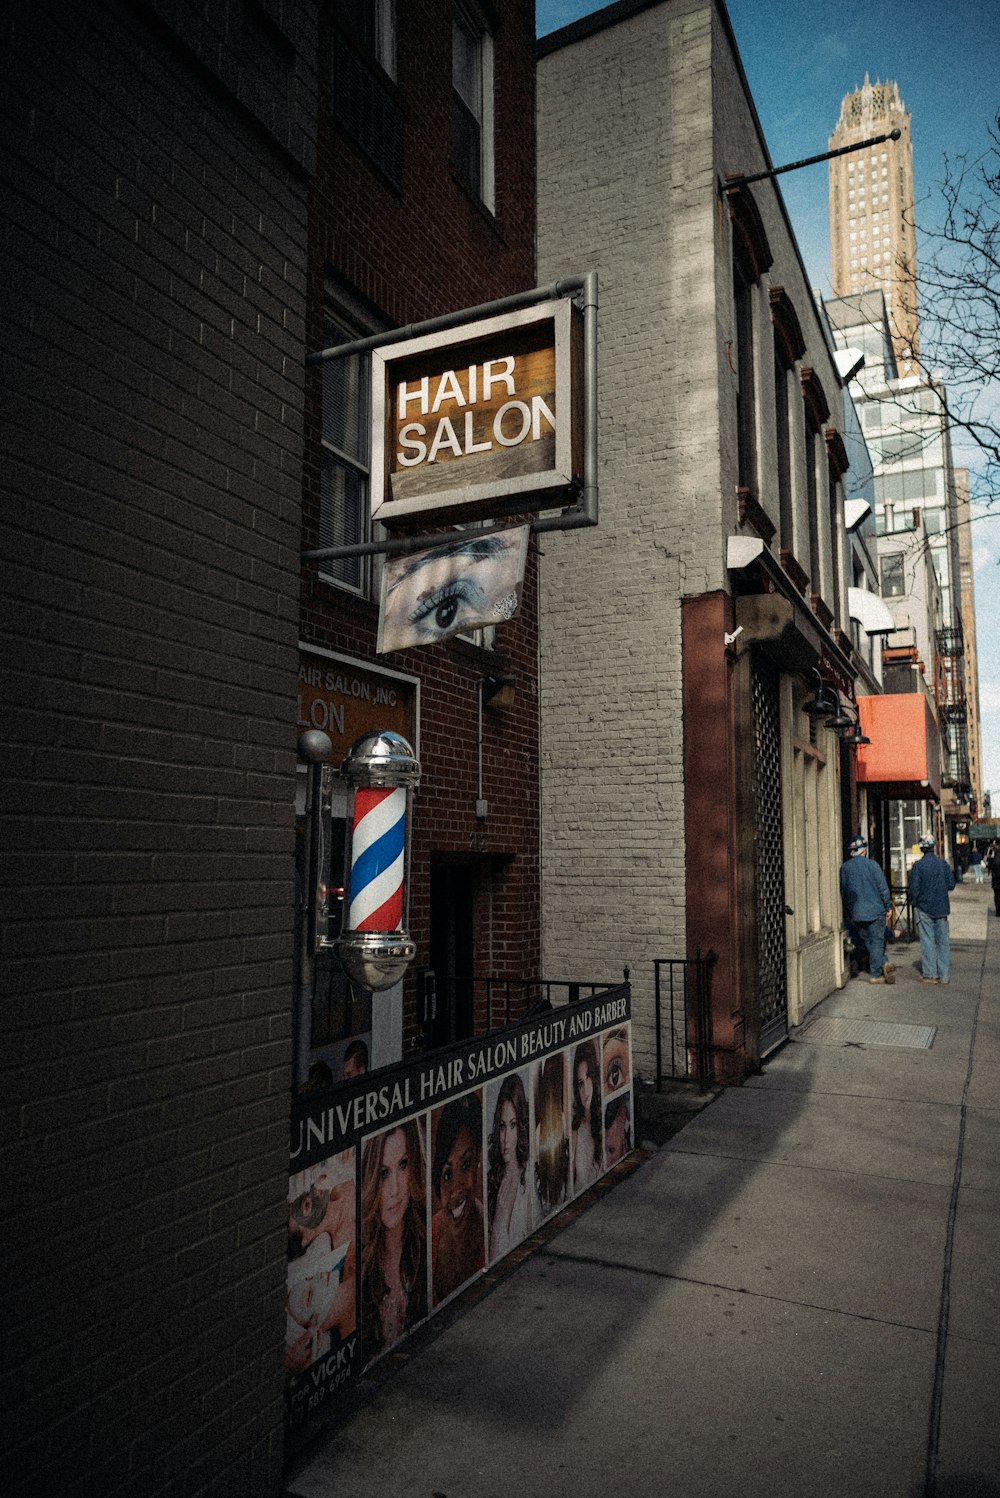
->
336, 731, 420, 991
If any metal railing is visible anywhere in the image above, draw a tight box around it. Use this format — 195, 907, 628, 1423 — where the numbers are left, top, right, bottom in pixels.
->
889, 884, 917, 942
653, 950, 717, 1092
419, 969, 631, 1035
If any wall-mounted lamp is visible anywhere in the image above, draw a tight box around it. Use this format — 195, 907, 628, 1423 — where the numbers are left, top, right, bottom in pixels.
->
824, 704, 856, 732
481, 674, 516, 711
841, 717, 871, 748
801, 668, 838, 718
828, 699, 871, 747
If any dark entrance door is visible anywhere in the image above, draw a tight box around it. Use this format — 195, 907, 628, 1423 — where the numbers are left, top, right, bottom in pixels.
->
429, 862, 476, 1047
751, 658, 789, 1055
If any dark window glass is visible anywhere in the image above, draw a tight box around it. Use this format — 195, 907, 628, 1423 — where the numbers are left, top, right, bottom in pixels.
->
321, 312, 371, 594
880, 553, 906, 598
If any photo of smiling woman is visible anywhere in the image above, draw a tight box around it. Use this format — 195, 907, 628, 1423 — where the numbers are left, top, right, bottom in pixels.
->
486, 1071, 532, 1264
377, 527, 529, 653
430, 1092, 485, 1307
360, 1118, 428, 1367
570, 1040, 603, 1196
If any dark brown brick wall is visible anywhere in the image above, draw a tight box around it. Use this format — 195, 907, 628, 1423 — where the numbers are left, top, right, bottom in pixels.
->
1, 2, 317, 1494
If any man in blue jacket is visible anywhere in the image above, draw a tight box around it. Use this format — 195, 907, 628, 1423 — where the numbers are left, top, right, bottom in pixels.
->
840, 835, 894, 983
910, 834, 957, 983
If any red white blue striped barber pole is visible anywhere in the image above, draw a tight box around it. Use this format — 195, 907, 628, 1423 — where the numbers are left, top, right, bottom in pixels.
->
348, 786, 406, 933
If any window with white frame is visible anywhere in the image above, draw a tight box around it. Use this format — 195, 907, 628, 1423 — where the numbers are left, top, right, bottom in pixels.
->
336, 0, 395, 76
332, 0, 403, 188
320, 303, 376, 595
452, 3, 494, 211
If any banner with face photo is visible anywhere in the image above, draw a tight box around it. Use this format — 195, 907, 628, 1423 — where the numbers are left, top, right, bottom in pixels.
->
484, 1069, 533, 1265
285, 1148, 358, 1432
429, 1090, 486, 1308
287, 983, 632, 1447
376, 526, 529, 653
568, 1036, 603, 1197
532, 1052, 569, 1225
359, 1117, 428, 1369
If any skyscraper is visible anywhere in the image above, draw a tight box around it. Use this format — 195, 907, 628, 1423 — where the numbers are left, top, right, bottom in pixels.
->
829, 76, 918, 376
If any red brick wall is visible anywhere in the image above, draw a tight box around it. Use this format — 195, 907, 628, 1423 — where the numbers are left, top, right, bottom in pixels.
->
682, 592, 747, 1082
300, 0, 540, 1051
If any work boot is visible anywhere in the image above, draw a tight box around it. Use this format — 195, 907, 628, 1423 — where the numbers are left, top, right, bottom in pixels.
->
869, 975, 886, 984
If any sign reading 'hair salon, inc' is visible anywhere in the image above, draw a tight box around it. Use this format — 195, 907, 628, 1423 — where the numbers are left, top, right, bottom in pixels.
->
370, 298, 583, 525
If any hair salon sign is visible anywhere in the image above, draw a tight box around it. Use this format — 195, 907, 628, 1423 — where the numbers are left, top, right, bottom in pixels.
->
370, 298, 582, 523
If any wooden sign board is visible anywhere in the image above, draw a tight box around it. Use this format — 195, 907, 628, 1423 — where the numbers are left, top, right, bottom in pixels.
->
370, 298, 582, 524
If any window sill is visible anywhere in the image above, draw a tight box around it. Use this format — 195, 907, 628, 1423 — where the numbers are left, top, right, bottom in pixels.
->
449, 168, 505, 241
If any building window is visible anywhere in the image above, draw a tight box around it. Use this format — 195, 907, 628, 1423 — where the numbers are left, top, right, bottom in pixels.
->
336, 0, 395, 75
320, 305, 375, 595
774, 352, 793, 546
332, 0, 404, 189
452, 3, 494, 211
880, 553, 906, 598
733, 264, 757, 494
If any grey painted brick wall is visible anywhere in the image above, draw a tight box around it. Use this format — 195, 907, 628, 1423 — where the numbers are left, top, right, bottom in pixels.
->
537, 1, 719, 1069
1, 3, 317, 1493
537, 0, 848, 1072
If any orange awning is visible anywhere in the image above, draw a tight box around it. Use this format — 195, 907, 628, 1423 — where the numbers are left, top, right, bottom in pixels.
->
855, 694, 940, 800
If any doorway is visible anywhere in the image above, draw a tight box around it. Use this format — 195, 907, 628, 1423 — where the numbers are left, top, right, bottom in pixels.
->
429, 861, 477, 1047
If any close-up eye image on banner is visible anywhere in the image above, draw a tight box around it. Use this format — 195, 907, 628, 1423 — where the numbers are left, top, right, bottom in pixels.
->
376, 527, 530, 652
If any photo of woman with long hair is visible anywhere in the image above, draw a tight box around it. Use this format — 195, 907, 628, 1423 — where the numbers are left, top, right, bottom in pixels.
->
570, 1040, 602, 1196
533, 1053, 569, 1222
360, 1118, 428, 1366
486, 1071, 532, 1263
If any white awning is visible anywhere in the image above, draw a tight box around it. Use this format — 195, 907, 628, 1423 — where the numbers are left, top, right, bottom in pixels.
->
844, 498, 872, 532
848, 585, 896, 636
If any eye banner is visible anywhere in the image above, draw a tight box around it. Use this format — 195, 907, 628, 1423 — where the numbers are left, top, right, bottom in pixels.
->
376, 526, 529, 653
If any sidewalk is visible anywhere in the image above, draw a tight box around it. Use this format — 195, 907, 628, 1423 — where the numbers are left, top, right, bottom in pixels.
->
286, 883, 1000, 1498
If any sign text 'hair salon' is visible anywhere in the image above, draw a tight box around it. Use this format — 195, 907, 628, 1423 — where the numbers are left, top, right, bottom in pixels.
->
370, 298, 582, 524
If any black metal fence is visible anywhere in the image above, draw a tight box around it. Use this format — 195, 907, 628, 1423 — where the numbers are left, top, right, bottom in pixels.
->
418, 969, 632, 1037
653, 949, 717, 1092
889, 884, 917, 942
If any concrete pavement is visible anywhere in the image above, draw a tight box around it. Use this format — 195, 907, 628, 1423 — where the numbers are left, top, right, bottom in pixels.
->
286, 881, 1000, 1498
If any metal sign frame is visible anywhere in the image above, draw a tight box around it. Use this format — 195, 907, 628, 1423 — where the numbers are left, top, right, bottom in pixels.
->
301, 273, 598, 565
370, 297, 579, 524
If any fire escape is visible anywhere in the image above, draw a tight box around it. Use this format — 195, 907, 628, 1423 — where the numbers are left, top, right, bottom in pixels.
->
935, 625, 972, 809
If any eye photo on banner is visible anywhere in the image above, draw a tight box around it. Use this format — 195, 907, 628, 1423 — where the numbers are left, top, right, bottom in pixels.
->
376, 526, 529, 653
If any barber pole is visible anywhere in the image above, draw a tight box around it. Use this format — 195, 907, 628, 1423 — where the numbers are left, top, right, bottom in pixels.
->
348, 786, 406, 932
336, 731, 420, 991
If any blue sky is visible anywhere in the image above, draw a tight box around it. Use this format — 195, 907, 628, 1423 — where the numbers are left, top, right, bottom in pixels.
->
537, 0, 1000, 806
